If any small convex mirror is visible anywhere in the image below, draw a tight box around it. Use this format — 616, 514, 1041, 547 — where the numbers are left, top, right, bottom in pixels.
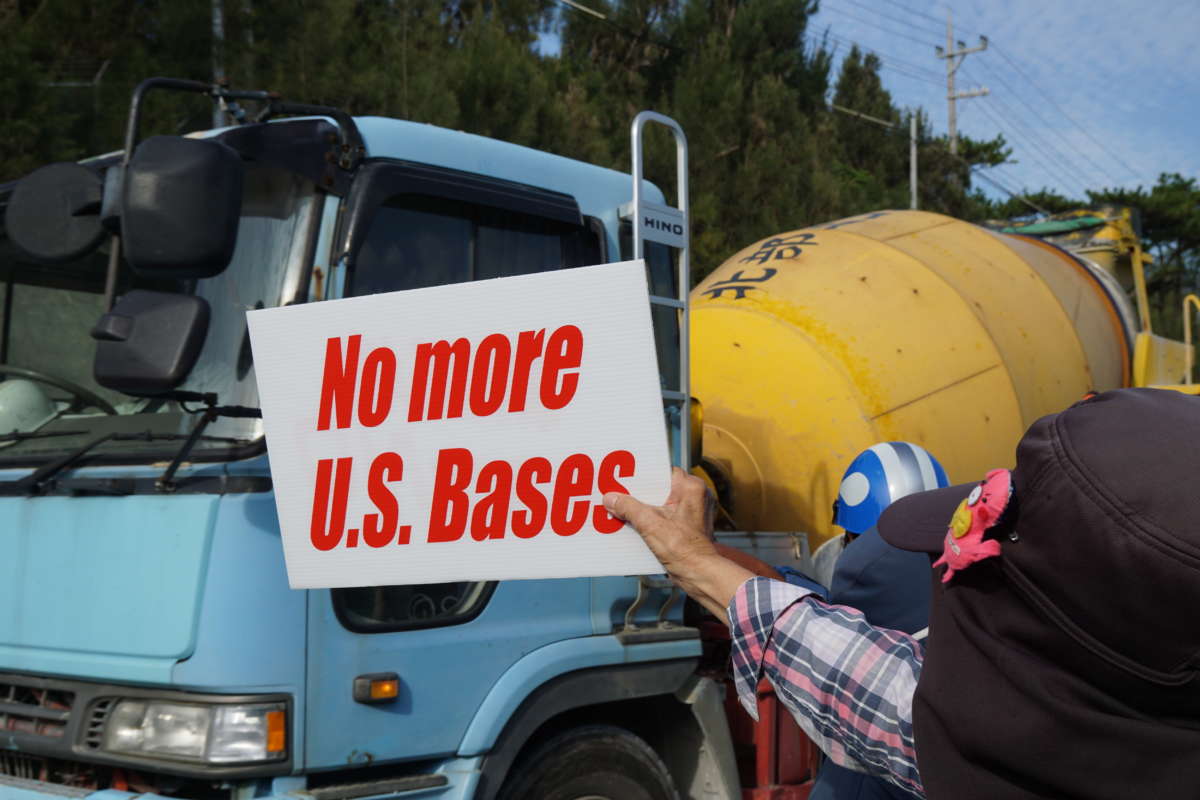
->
92, 290, 210, 395
4, 163, 105, 264
121, 135, 244, 278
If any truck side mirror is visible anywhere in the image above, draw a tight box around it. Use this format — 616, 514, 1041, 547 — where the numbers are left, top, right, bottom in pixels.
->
121, 135, 244, 278
92, 290, 210, 395
4, 163, 105, 264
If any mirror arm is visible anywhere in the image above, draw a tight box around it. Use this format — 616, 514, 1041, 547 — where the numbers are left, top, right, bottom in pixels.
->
105, 79, 278, 309
157, 407, 217, 493
156, 396, 261, 492
105, 79, 211, 310
257, 101, 365, 170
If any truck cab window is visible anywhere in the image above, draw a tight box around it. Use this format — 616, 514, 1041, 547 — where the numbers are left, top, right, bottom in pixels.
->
336, 193, 601, 632
349, 194, 603, 296
335, 582, 493, 632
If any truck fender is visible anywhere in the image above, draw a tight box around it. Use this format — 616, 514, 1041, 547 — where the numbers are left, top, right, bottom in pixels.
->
467, 656, 736, 800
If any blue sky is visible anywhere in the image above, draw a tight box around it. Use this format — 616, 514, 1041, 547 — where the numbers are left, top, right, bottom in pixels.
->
540, 0, 1200, 201
813, 0, 1199, 198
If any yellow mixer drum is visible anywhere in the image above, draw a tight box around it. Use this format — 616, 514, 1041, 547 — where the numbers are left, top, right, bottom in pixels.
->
691, 210, 1133, 544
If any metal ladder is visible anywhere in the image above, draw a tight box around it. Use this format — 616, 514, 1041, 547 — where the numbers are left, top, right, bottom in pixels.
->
619, 111, 696, 643
628, 110, 691, 471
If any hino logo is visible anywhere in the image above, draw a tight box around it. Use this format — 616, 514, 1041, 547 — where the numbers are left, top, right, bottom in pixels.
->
643, 216, 684, 236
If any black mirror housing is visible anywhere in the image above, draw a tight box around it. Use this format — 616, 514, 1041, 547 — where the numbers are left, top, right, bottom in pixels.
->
4, 162, 106, 264
92, 290, 210, 395
121, 135, 244, 278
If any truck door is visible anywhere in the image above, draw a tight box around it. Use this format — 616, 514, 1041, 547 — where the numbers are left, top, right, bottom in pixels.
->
304, 162, 610, 769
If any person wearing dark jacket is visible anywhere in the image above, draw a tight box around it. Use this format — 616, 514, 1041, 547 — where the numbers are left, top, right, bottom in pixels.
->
604, 388, 1200, 799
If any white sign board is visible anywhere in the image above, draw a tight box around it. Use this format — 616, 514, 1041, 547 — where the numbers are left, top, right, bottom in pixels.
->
247, 260, 671, 588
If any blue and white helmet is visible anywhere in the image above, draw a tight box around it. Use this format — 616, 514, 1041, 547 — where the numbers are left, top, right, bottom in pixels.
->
833, 442, 950, 535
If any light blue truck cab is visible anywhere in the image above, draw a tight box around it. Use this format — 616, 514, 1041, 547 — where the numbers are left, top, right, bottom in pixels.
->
0, 81, 745, 800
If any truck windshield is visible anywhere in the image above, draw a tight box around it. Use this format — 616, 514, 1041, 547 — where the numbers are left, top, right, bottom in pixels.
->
0, 165, 319, 465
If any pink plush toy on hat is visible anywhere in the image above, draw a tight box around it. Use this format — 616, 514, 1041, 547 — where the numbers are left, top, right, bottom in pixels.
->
933, 468, 1012, 583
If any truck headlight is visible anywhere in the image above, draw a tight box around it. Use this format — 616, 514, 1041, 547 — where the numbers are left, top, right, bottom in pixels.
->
102, 700, 286, 763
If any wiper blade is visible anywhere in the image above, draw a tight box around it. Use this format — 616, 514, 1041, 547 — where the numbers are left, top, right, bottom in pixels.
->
6, 430, 252, 495
0, 430, 88, 443
157, 402, 262, 492
16, 431, 116, 494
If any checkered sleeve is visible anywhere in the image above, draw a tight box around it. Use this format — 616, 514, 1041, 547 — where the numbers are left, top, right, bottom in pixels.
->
729, 576, 925, 798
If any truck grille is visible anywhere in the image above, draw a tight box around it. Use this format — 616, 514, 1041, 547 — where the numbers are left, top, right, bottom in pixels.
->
0, 751, 45, 781
0, 679, 73, 739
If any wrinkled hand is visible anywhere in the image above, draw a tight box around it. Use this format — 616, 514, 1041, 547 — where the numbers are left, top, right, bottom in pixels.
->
603, 467, 755, 624
603, 467, 717, 573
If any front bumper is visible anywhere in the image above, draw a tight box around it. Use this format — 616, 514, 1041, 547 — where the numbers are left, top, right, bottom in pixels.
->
0, 757, 483, 800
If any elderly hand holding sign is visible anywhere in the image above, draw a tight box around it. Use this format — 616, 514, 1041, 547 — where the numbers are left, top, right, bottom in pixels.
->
603, 469, 756, 625
604, 467, 925, 798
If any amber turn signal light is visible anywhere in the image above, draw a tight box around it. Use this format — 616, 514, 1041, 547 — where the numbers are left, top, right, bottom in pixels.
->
265, 710, 286, 753
353, 672, 401, 704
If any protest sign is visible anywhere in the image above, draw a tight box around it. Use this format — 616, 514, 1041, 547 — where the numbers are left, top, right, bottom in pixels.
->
247, 260, 672, 588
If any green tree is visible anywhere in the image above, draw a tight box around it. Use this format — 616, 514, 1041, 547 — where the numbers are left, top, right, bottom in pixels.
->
1091, 174, 1200, 337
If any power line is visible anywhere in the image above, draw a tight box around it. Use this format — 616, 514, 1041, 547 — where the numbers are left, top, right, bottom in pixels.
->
991, 44, 1142, 181
877, 0, 982, 36
968, 95, 1090, 196
553, 0, 683, 52
819, 4, 942, 48
973, 114, 1083, 195
812, 7, 1076, 196
820, 31, 944, 80
557, 0, 604, 20
929, 123, 1053, 214
979, 93, 1094, 195
862, 0, 1142, 182
969, 167, 1049, 215
960, 65, 1096, 191
813, 32, 945, 88
823, 0, 949, 39
981, 110, 1089, 196
965, 61, 1122, 187
815, 2, 1132, 204
833, 102, 1049, 216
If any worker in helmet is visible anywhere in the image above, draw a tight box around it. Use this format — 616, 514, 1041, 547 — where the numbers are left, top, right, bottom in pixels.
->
811, 443, 948, 800
811, 441, 950, 589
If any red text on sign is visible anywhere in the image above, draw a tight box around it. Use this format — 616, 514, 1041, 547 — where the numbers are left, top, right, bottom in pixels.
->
316, 335, 397, 431
428, 448, 635, 542
408, 325, 584, 422
310, 452, 412, 550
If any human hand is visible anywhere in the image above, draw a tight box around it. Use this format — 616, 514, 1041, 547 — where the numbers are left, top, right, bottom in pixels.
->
603, 467, 755, 623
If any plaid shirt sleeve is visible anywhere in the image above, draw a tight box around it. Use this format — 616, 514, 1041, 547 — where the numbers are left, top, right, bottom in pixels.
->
728, 576, 925, 798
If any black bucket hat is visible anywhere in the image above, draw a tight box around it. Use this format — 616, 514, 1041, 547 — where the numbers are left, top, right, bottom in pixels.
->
878, 388, 1200, 799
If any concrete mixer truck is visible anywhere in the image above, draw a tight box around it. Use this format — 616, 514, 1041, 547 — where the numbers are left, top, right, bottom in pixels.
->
691, 207, 1196, 550
0, 73, 1191, 800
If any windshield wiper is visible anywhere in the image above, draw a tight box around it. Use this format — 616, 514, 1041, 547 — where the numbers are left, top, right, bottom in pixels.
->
4, 428, 252, 496
0, 391, 262, 496
157, 396, 262, 493
0, 430, 89, 443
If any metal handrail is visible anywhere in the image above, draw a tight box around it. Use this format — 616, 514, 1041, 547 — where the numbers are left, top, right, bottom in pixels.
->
629, 110, 690, 470
1184, 293, 1200, 383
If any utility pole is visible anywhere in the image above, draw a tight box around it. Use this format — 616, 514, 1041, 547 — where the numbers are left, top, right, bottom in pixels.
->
910, 115, 918, 209
212, 0, 227, 128
936, 10, 988, 155
830, 103, 919, 210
